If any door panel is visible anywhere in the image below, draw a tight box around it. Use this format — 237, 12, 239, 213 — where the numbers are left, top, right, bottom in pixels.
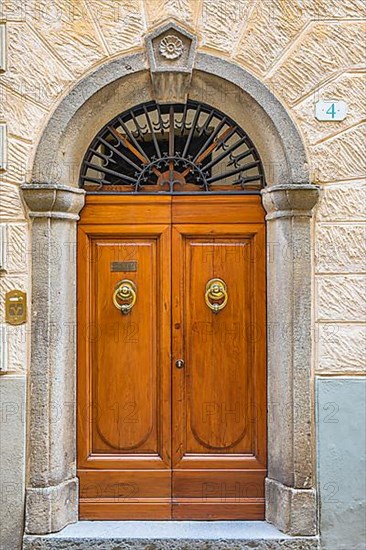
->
184, 237, 252, 455
77, 194, 266, 520
80, 195, 172, 225
93, 239, 159, 453
171, 215, 266, 519
171, 195, 264, 224
77, 218, 171, 519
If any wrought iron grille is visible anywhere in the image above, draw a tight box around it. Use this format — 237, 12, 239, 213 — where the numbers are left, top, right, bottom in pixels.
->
79, 100, 265, 194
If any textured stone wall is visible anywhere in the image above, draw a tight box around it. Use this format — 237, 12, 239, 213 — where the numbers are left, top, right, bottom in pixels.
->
0, 0, 365, 375
0, 1, 365, 548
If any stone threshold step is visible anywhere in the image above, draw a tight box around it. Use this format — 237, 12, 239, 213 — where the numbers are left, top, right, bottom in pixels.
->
23, 521, 319, 549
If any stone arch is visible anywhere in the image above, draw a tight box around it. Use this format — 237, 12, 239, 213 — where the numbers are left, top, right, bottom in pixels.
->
22, 46, 319, 540
31, 52, 309, 188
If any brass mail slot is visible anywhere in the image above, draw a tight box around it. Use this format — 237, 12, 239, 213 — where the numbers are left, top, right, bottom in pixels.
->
111, 261, 137, 273
5, 290, 27, 325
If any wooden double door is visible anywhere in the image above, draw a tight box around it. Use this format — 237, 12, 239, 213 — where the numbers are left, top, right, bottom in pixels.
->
77, 194, 266, 520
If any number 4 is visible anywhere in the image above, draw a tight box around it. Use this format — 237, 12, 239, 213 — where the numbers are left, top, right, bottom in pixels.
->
326, 103, 336, 118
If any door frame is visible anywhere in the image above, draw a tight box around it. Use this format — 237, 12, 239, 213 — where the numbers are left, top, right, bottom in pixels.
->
21, 47, 319, 537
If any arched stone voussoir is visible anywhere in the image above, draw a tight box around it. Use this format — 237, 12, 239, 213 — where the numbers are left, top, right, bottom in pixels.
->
30, 51, 310, 189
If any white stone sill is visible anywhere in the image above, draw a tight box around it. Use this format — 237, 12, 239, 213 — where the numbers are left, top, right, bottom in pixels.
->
24, 520, 318, 540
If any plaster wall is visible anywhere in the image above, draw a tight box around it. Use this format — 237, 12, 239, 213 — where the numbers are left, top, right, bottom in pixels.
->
316, 378, 366, 550
0, 1, 365, 549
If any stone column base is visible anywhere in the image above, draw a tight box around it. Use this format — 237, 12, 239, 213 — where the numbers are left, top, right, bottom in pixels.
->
266, 478, 317, 536
25, 477, 78, 535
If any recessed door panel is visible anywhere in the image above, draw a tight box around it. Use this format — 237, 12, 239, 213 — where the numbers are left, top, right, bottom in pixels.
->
92, 239, 158, 453
184, 238, 252, 454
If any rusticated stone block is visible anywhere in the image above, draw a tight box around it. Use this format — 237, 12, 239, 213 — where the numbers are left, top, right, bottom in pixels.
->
312, 124, 366, 183
88, 0, 145, 55
317, 324, 366, 373
0, 85, 46, 142
316, 181, 366, 222
2, 24, 73, 107
316, 275, 366, 322
316, 224, 366, 273
268, 23, 366, 105
3, 137, 32, 185
145, 0, 195, 27
6, 323, 28, 372
312, 0, 366, 19
236, 1, 308, 75
200, 0, 254, 52
0, 182, 24, 221
5, 222, 29, 274
25, 0, 104, 76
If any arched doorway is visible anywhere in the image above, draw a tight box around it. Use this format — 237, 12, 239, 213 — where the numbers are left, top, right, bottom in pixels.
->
77, 100, 267, 519
21, 29, 319, 537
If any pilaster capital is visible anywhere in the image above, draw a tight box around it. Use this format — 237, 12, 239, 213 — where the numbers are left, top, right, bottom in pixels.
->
261, 183, 319, 220
21, 183, 85, 220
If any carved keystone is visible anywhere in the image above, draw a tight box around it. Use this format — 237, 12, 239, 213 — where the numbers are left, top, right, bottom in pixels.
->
146, 22, 197, 103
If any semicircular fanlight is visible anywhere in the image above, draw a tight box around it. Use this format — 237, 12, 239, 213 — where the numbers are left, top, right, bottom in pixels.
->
79, 100, 265, 194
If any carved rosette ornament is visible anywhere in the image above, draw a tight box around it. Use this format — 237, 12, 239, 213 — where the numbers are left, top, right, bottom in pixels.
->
146, 23, 197, 103
159, 35, 184, 60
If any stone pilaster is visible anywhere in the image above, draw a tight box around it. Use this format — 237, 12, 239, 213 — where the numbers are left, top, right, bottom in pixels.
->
261, 183, 319, 536
21, 184, 85, 534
